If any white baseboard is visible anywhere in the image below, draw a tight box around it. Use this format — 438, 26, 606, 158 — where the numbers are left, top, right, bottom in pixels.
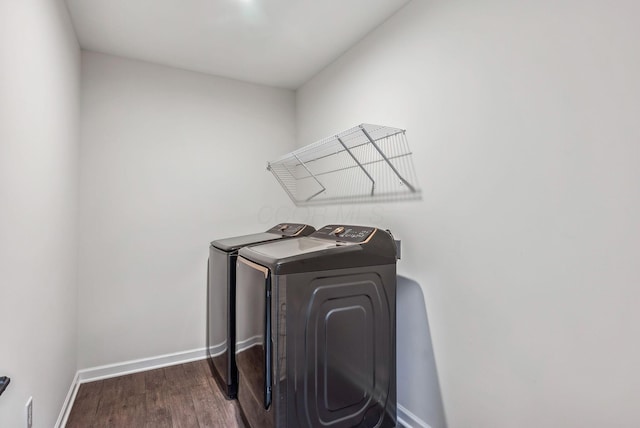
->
236, 334, 262, 353
55, 371, 80, 428
77, 347, 216, 383
398, 403, 432, 428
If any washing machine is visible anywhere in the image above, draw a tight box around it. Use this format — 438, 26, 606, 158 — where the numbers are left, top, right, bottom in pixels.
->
235, 224, 398, 428
207, 223, 315, 399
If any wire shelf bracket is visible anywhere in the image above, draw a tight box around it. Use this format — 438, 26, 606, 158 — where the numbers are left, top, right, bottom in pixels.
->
267, 123, 422, 206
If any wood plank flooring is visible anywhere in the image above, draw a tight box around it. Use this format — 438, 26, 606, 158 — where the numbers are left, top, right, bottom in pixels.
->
66, 359, 246, 428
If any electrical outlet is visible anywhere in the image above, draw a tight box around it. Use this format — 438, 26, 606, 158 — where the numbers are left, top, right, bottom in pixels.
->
25, 396, 32, 428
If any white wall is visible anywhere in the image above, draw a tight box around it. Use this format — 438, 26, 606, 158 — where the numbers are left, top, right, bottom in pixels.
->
0, 0, 80, 426
77, 52, 295, 369
295, 1, 640, 427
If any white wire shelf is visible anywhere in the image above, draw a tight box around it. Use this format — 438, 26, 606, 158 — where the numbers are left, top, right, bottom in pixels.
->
267, 123, 421, 206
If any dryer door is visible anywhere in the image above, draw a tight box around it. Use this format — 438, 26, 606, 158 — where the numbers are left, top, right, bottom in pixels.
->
236, 257, 274, 427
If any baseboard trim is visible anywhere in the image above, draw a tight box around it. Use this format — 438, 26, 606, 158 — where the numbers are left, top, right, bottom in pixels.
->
55, 371, 80, 428
77, 347, 215, 383
236, 335, 262, 353
398, 403, 432, 428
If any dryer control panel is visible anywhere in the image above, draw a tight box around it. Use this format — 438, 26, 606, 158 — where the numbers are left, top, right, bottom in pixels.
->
312, 225, 375, 243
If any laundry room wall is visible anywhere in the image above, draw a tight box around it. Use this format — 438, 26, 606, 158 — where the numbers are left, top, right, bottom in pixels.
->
0, 0, 80, 426
77, 52, 294, 369
294, 0, 640, 427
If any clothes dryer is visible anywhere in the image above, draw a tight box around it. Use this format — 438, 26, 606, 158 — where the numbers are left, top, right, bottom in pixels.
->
207, 223, 315, 399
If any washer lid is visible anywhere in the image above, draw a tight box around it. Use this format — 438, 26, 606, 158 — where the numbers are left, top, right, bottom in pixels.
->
241, 237, 338, 259
210, 223, 314, 252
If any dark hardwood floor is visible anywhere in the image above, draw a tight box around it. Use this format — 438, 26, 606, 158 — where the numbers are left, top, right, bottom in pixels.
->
66, 359, 246, 428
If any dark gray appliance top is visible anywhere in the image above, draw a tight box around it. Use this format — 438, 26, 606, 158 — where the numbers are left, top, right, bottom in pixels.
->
238, 224, 398, 274
210, 223, 314, 253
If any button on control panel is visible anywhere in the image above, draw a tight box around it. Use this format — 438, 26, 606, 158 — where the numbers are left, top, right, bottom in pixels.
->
331, 226, 345, 235
312, 225, 375, 243
267, 223, 306, 236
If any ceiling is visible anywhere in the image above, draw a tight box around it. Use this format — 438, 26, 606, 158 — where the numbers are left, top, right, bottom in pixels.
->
65, 0, 410, 89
